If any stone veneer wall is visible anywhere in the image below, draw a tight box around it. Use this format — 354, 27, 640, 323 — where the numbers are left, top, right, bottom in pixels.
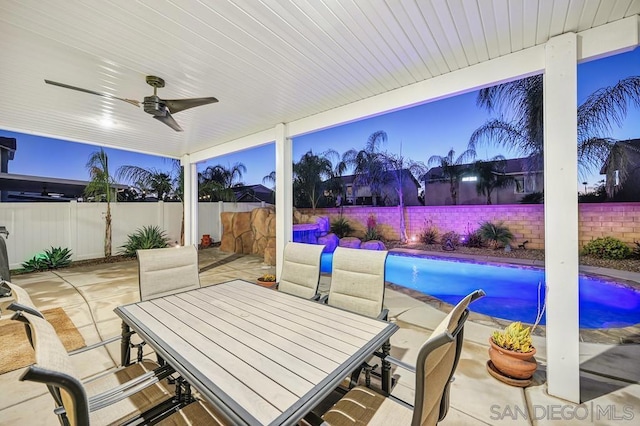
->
302, 202, 640, 250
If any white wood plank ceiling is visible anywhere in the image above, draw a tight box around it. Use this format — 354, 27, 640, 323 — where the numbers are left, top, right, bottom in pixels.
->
1, 0, 638, 160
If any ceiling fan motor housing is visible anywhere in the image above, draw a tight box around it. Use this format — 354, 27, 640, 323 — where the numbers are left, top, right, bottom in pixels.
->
143, 95, 166, 116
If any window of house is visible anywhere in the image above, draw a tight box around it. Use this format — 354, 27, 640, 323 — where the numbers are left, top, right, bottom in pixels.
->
514, 175, 536, 194
461, 176, 477, 182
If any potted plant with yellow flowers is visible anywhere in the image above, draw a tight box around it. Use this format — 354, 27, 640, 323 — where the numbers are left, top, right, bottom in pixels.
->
256, 273, 277, 288
487, 282, 546, 386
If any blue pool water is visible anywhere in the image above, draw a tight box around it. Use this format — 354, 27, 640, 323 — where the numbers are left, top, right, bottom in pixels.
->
320, 252, 640, 329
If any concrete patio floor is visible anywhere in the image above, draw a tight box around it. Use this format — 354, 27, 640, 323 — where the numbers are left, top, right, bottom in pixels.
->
1, 247, 638, 425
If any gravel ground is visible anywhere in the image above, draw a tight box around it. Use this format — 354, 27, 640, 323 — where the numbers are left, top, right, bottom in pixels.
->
385, 241, 640, 273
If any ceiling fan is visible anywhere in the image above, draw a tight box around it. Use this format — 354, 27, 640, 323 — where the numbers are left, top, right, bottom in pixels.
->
44, 75, 218, 132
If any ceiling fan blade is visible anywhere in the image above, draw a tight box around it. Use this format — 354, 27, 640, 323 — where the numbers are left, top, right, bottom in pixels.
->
162, 97, 218, 114
153, 110, 183, 132
44, 79, 140, 107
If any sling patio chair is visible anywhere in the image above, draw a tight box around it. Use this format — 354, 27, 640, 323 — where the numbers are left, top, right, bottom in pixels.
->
2, 279, 146, 360
137, 245, 201, 301
13, 309, 179, 426
277, 242, 325, 299
2, 279, 43, 317
324, 246, 389, 320
321, 247, 389, 387
320, 289, 486, 426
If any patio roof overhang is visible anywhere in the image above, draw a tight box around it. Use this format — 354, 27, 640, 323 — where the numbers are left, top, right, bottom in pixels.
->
1, 1, 639, 405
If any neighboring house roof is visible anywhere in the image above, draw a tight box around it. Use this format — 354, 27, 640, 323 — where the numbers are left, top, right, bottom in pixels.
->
330, 170, 420, 187
0, 172, 127, 201
599, 138, 640, 174
423, 157, 538, 181
233, 184, 274, 203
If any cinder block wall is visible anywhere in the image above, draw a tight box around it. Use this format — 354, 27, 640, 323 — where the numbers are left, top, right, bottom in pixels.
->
301, 203, 640, 250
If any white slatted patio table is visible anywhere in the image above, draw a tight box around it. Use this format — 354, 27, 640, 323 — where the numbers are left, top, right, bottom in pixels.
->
115, 279, 398, 426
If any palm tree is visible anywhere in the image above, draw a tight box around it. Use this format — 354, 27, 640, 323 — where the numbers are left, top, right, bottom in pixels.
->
293, 150, 334, 210
427, 148, 477, 205
472, 157, 513, 205
199, 162, 246, 201
84, 148, 117, 258
381, 151, 426, 242
343, 130, 389, 206
116, 166, 174, 200
469, 74, 640, 196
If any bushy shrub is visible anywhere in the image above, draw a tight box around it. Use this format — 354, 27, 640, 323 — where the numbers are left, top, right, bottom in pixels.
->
581, 237, 631, 260
633, 241, 640, 259
120, 226, 170, 257
478, 221, 514, 249
418, 219, 439, 245
44, 247, 72, 269
362, 214, 383, 242
519, 191, 544, 204
440, 231, 461, 248
331, 217, 353, 239
464, 229, 485, 248
22, 247, 72, 272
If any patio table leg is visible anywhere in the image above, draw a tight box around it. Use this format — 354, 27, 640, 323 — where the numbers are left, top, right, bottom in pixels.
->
121, 321, 132, 366
381, 339, 391, 395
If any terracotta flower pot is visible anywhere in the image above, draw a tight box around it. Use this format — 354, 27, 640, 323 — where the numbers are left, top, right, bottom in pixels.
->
256, 278, 277, 288
488, 338, 537, 380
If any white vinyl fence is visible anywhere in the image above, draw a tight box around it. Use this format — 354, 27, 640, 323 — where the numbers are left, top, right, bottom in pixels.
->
0, 201, 266, 269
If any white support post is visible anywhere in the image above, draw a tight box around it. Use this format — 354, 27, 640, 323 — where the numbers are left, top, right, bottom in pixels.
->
543, 33, 580, 403
181, 155, 198, 247
275, 123, 293, 279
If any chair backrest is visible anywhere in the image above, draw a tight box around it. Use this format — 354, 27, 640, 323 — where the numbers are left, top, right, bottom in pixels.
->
137, 245, 200, 301
2, 280, 44, 318
14, 310, 88, 426
413, 289, 485, 426
328, 247, 388, 318
278, 242, 325, 299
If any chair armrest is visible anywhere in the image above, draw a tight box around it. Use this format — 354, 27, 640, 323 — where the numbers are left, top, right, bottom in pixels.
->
385, 355, 416, 374
7, 302, 44, 318
377, 308, 389, 321
88, 364, 175, 411
318, 295, 328, 304
68, 334, 122, 356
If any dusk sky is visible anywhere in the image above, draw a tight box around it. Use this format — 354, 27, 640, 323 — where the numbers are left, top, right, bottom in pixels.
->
2, 48, 638, 192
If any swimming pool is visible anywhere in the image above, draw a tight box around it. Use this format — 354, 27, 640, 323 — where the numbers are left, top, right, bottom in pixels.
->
320, 252, 640, 329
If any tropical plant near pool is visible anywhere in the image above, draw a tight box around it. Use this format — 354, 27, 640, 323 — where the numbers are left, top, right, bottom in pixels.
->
362, 214, 383, 242
478, 221, 514, 249
418, 219, 439, 244
581, 236, 631, 260
331, 216, 353, 239
120, 226, 171, 257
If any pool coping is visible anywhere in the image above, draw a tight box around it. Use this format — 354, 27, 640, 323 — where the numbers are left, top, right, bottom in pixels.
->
385, 248, 640, 345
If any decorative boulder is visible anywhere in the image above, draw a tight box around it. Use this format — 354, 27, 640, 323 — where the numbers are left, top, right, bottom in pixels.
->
339, 237, 361, 249
318, 233, 339, 253
361, 240, 387, 251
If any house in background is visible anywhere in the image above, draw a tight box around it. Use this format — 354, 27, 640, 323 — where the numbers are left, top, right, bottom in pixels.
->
422, 157, 543, 205
0, 137, 127, 202
329, 170, 421, 207
600, 138, 640, 201
232, 184, 275, 203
